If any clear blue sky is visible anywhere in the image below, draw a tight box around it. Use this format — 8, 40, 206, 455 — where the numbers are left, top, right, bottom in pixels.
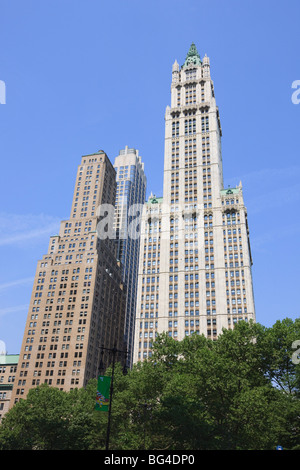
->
0, 0, 299, 354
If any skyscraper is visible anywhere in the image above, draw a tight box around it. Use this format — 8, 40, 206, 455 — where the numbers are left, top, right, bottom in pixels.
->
133, 44, 256, 362
113, 147, 147, 367
10, 150, 126, 404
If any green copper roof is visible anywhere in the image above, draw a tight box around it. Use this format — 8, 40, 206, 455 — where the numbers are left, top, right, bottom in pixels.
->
147, 195, 163, 204
0, 354, 19, 365
183, 43, 202, 68
220, 187, 240, 195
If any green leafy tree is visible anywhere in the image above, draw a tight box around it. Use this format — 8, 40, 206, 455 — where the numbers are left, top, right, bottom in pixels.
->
257, 318, 300, 394
1, 318, 299, 450
0, 382, 104, 450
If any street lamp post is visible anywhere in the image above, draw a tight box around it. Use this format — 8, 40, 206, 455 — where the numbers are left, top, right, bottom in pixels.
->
98, 344, 128, 450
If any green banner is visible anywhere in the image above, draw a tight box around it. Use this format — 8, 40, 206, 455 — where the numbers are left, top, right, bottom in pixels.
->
95, 375, 111, 411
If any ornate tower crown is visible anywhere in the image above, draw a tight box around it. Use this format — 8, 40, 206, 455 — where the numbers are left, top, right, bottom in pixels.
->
182, 43, 202, 68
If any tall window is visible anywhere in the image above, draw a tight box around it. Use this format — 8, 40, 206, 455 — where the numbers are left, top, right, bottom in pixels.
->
201, 116, 209, 132
186, 69, 196, 80
172, 121, 179, 137
184, 118, 196, 135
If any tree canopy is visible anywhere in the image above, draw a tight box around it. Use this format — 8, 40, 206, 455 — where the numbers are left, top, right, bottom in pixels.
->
1, 318, 299, 450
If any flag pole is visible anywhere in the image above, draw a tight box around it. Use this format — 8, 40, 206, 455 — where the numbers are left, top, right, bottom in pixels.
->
97, 344, 128, 450
105, 345, 116, 451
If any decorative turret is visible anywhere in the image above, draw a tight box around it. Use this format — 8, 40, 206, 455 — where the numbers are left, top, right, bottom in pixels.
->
203, 53, 210, 78
172, 59, 180, 83
172, 59, 179, 72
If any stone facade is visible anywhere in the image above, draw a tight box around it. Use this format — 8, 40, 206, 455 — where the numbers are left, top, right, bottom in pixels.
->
10, 150, 126, 406
133, 44, 256, 362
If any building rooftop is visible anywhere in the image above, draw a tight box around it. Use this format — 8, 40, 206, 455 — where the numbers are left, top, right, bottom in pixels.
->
182, 42, 202, 68
147, 195, 163, 204
220, 187, 241, 195
0, 354, 19, 365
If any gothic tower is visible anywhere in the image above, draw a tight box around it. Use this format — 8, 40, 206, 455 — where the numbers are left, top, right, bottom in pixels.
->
134, 44, 255, 361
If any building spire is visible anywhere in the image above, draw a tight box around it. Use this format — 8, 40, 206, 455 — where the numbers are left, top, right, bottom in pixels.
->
183, 42, 202, 67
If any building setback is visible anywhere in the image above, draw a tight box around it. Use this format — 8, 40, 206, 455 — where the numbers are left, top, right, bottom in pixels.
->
133, 44, 256, 362
113, 147, 147, 367
10, 150, 126, 405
